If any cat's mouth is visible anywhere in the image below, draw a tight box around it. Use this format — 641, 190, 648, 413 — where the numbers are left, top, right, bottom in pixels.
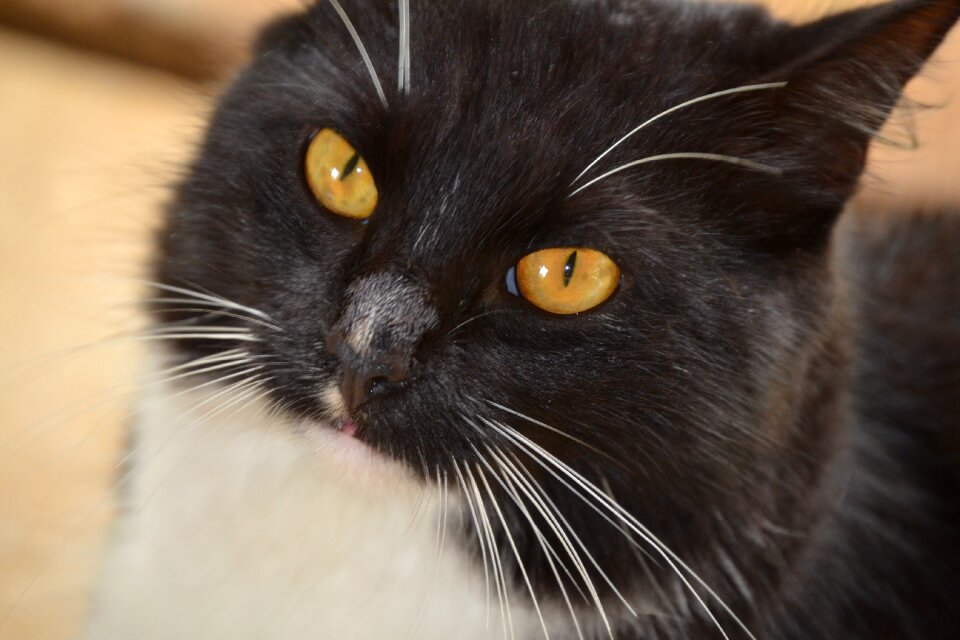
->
335, 418, 360, 438
320, 383, 366, 438
309, 384, 410, 480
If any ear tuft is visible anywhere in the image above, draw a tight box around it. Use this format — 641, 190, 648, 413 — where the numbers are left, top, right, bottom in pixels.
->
778, 0, 960, 136
740, 0, 960, 249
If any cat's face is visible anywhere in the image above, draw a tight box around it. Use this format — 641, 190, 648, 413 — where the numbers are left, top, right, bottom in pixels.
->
153, 0, 959, 632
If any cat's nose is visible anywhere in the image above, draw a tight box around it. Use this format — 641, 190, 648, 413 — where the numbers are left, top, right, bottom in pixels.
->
326, 272, 439, 412
325, 332, 412, 411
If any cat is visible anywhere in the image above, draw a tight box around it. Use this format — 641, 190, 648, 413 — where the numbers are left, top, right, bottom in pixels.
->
84, 0, 960, 638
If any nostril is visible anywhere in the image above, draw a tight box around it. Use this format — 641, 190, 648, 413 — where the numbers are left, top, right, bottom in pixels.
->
326, 327, 415, 411
339, 371, 399, 412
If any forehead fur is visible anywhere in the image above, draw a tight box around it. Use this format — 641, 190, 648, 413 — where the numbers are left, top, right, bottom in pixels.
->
213, 0, 793, 282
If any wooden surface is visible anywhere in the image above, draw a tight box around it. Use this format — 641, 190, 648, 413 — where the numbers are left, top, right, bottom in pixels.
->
0, 30, 206, 640
0, 1, 958, 639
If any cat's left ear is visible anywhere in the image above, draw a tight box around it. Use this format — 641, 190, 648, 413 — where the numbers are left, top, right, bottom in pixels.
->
743, 0, 960, 247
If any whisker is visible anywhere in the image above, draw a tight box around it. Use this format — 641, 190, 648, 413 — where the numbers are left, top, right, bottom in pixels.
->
569, 152, 783, 198
135, 377, 273, 513
499, 469, 591, 602
142, 302, 284, 333
131, 279, 276, 322
117, 369, 273, 480
487, 419, 754, 640
447, 310, 512, 337
0, 371, 267, 631
484, 400, 610, 460
117, 363, 269, 467
147, 326, 254, 335
25, 363, 283, 490
0, 351, 259, 466
452, 459, 493, 628
489, 439, 629, 635
571, 82, 787, 185
492, 451, 585, 640
434, 467, 445, 556
505, 450, 640, 620
440, 470, 450, 563
398, 0, 411, 94
328, 0, 389, 108
466, 464, 513, 640
134, 333, 261, 343
475, 452, 551, 640
493, 452, 591, 605
491, 446, 620, 637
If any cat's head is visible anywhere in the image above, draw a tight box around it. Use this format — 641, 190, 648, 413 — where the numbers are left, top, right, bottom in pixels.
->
153, 0, 959, 633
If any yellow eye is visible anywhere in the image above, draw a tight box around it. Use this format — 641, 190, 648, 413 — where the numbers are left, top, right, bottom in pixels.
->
516, 248, 621, 315
304, 128, 378, 220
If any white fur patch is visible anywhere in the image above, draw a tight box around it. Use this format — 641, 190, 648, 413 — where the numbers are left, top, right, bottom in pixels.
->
84, 365, 540, 639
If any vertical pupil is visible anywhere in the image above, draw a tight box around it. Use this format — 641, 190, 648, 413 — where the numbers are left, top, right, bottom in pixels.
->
339, 152, 361, 181
563, 251, 578, 287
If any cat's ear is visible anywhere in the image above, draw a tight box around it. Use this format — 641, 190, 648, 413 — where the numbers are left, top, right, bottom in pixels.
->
740, 0, 960, 248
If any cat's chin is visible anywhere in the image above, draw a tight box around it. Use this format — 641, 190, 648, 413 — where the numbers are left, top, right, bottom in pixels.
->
300, 420, 420, 491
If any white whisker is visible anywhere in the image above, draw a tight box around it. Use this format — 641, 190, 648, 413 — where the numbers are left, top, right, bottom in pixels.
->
496, 450, 632, 638
136, 333, 261, 343
447, 310, 511, 337
133, 279, 276, 322
398, 0, 411, 94
494, 453, 586, 640
491, 447, 619, 638
571, 82, 787, 185
468, 410, 634, 624
0, 371, 269, 627
328, 0, 388, 108
493, 451, 591, 605
434, 467, 445, 556
570, 152, 783, 198
487, 419, 755, 640
143, 301, 284, 332
123, 374, 269, 477
484, 400, 607, 458
148, 326, 253, 335
0, 351, 259, 462
438, 470, 450, 563
466, 464, 514, 640
475, 453, 551, 640
452, 459, 493, 628
117, 364, 269, 470
135, 377, 273, 513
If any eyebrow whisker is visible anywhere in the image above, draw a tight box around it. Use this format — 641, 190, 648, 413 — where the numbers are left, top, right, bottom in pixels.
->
571, 82, 787, 185
327, 0, 389, 108
569, 152, 783, 198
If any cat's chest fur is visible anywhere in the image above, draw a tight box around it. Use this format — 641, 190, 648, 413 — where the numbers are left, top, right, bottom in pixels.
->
84, 371, 542, 640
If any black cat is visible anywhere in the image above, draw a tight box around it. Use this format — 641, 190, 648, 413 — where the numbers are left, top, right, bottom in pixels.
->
87, 1, 960, 638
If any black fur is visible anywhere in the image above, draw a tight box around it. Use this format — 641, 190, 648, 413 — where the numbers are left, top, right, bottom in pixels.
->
153, 1, 960, 637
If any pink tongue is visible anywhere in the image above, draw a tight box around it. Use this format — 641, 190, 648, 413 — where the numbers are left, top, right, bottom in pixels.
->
340, 420, 359, 438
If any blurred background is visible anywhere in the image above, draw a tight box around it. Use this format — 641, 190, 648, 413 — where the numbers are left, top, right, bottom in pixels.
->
0, 0, 957, 638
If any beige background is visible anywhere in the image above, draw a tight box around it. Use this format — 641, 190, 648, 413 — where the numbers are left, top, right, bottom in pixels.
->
0, 1, 958, 638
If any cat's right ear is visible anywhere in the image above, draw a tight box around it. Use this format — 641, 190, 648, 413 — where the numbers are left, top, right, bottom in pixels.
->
738, 0, 960, 249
